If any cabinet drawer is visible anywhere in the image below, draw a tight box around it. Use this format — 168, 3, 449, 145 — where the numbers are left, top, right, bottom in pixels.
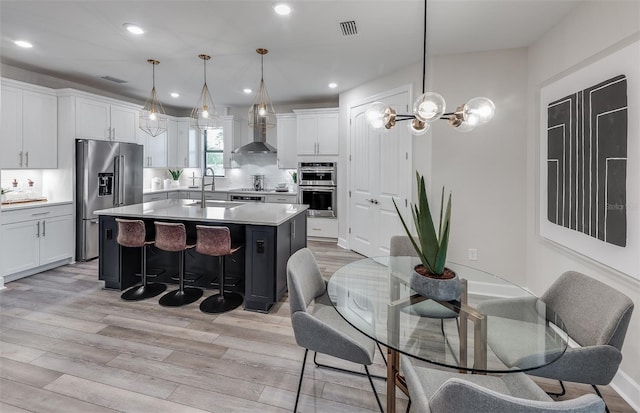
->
143, 193, 168, 202
266, 194, 297, 204
1, 203, 73, 225
307, 217, 338, 238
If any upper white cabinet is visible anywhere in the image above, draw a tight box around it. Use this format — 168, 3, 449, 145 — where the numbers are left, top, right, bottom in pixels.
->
295, 108, 339, 156
142, 130, 167, 168
76, 96, 138, 143
168, 118, 199, 168
276, 113, 297, 169
222, 115, 241, 169
1, 80, 58, 169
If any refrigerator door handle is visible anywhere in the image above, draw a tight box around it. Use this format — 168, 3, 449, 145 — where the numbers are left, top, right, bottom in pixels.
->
119, 155, 126, 205
113, 155, 120, 206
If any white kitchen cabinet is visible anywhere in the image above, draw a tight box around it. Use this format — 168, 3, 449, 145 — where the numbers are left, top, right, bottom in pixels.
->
1, 80, 58, 169
222, 115, 241, 168
143, 131, 167, 168
295, 108, 339, 156
168, 118, 199, 168
143, 192, 168, 202
76, 96, 138, 142
167, 191, 188, 199
190, 191, 227, 201
1, 204, 74, 279
307, 217, 338, 239
266, 193, 298, 204
276, 113, 297, 169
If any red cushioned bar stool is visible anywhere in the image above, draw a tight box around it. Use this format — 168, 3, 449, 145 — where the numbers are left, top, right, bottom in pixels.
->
196, 225, 244, 313
155, 221, 203, 307
116, 218, 167, 301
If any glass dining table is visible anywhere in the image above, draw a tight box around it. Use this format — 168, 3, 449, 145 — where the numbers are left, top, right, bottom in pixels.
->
327, 256, 569, 413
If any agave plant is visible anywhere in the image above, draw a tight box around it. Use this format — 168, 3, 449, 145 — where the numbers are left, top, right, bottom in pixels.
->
168, 168, 183, 180
392, 172, 452, 276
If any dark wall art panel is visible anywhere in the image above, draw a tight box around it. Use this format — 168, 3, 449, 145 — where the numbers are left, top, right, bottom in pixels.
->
546, 75, 627, 247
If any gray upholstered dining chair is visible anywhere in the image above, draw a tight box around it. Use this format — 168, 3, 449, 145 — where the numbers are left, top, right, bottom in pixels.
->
390, 235, 459, 334
401, 355, 605, 413
478, 271, 634, 413
286, 247, 383, 412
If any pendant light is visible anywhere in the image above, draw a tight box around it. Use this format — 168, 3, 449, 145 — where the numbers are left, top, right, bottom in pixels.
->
190, 54, 220, 130
139, 59, 168, 137
248, 48, 276, 130
365, 0, 495, 134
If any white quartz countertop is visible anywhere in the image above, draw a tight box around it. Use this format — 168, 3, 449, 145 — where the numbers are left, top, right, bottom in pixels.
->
143, 187, 297, 195
94, 199, 308, 226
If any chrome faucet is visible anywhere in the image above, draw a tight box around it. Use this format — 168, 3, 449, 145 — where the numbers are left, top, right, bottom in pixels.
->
200, 167, 216, 208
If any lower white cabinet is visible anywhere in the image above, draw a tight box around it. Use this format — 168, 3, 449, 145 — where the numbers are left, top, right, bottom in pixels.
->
190, 191, 227, 201
307, 217, 338, 239
1, 204, 74, 279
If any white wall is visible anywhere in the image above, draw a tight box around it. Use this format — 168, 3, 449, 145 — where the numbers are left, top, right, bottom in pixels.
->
430, 48, 529, 285
526, 1, 640, 404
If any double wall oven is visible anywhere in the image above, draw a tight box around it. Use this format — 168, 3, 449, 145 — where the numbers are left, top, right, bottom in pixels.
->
298, 162, 337, 218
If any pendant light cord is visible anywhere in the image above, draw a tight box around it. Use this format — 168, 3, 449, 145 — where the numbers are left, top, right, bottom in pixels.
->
422, 0, 427, 94
261, 54, 264, 81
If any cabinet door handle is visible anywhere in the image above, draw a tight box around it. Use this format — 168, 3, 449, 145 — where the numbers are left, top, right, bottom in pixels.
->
42, 220, 46, 237
31, 211, 51, 216
19, 151, 23, 167
25, 152, 29, 167
36, 221, 40, 238
112, 128, 116, 139
291, 220, 296, 238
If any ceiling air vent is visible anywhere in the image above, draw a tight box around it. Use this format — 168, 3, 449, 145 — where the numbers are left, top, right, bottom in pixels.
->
101, 76, 127, 84
339, 20, 358, 36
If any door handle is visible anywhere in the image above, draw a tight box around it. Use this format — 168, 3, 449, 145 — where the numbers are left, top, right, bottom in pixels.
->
25, 151, 29, 167
36, 221, 40, 238
112, 128, 116, 139
42, 220, 46, 237
114, 156, 120, 206
19, 151, 23, 167
119, 155, 126, 205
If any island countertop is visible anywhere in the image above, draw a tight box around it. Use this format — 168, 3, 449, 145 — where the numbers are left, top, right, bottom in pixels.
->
94, 198, 308, 226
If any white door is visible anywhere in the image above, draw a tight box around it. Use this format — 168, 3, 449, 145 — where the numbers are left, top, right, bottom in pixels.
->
349, 89, 412, 257
76, 97, 111, 140
110, 105, 137, 143
296, 115, 317, 155
1, 220, 40, 275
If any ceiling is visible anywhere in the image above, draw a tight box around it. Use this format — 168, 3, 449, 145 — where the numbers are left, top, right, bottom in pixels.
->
1, 0, 581, 114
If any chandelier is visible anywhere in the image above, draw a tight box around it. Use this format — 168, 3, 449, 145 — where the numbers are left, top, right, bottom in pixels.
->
248, 48, 276, 130
365, 0, 495, 135
139, 59, 168, 137
190, 54, 220, 131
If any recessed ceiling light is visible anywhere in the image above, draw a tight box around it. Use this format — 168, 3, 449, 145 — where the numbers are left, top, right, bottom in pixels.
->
123, 23, 144, 35
243, 88, 253, 94
170, 92, 180, 98
328, 82, 338, 89
14, 40, 33, 48
273, 3, 292, 16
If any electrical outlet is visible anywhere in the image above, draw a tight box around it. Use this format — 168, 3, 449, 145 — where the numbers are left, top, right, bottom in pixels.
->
468, 248, 478, 261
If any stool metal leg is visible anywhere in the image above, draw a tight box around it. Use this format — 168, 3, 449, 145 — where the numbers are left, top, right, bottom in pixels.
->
159, 250, 203, 307
200, 255, 243, 313
121, 245, 166, 301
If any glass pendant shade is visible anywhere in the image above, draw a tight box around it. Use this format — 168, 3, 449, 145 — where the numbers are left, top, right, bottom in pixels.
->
248, 49, 276, 130
464, 97, 495, 124
413, 92, 446, 122
139, 59, 168, 137
365, 102, 389, 129
190, 54, 220, 131
408, 118, 430, 136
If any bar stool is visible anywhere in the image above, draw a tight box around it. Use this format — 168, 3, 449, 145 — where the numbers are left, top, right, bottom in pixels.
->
195, 225, 244, 313
155, 221, 203, 307
116, 218, 167, 301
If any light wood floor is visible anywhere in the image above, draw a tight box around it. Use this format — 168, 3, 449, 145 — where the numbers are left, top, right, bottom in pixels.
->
0, 241, 635, 413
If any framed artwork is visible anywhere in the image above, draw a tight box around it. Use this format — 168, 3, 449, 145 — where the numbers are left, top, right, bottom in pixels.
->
539, 39, 639, 279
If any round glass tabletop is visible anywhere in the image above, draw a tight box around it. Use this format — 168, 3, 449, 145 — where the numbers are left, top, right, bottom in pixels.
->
327, 256, 568, 373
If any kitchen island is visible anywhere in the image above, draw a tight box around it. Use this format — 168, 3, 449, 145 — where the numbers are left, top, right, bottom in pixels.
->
95, 199, 308, 312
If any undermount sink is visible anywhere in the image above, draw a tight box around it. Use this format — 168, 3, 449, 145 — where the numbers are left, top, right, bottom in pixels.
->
186, 200, 244, 209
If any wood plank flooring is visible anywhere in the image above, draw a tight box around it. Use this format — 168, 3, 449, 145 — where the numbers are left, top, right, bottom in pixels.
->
0, 240, 635, 413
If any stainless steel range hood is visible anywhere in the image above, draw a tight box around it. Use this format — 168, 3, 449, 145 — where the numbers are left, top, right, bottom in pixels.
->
233, 106, 277, 154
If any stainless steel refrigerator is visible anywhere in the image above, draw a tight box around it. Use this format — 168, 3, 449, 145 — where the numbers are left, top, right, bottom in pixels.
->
76, 139, 143, 261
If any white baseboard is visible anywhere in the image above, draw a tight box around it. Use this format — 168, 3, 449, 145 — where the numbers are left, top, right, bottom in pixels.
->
610, 369, 640, 412
337, 237, 348, 249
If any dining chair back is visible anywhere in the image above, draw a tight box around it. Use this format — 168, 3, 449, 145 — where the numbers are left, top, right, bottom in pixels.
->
401, 355, 605, 413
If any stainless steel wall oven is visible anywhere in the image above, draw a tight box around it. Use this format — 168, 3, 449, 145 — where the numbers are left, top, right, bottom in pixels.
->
298, 162, 337, 218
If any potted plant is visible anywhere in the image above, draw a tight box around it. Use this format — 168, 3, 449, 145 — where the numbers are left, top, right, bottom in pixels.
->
392, 172, 460, 301
168, 169, 182, 188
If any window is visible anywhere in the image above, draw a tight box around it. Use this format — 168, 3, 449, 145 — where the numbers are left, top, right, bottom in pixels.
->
204, 128, 225, 176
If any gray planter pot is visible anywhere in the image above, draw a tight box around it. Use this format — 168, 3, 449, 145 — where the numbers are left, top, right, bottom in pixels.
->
410, 267, 461, 301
